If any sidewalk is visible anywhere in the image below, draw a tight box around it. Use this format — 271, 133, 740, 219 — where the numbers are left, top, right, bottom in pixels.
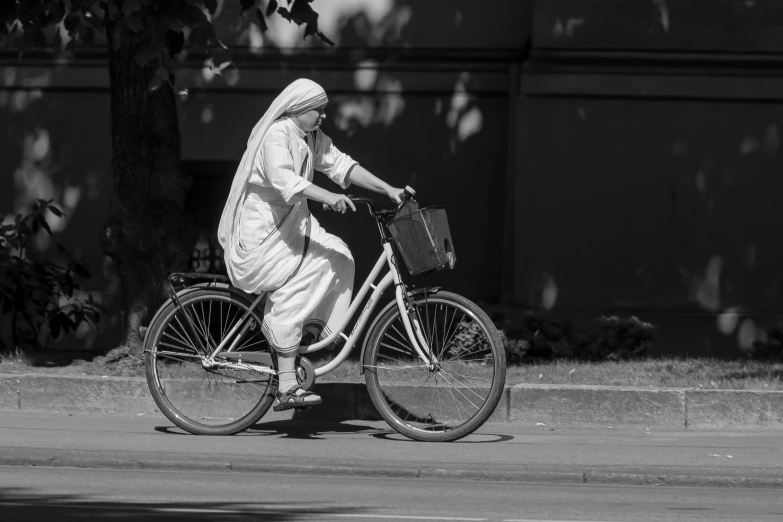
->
1, 411, 783, 489
3, 373, 783, 430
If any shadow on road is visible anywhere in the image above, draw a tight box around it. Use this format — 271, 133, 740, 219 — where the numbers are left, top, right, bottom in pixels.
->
371, 432, 515, 444
248, 420, 387, 440
0, 487, 361, 521
153, 419, 387, 440
153, 419, 515, 443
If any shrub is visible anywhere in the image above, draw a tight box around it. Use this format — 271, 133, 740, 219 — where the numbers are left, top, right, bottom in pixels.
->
0, 199, 104, 352
489, 308, 655, 363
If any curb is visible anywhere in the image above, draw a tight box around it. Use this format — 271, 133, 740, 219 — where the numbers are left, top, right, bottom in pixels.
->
1, 447, 782, 489
3, 373, 783, 429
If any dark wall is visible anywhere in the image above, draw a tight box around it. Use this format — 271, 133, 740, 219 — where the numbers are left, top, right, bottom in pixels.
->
512, 0, 783, 357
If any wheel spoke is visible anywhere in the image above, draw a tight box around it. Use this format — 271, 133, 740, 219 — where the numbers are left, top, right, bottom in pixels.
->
147, 291, 276, 434
437, 370, 481, 411
438, 368, 490, 397
446, 340, 491, 363
366, 293, 506, 441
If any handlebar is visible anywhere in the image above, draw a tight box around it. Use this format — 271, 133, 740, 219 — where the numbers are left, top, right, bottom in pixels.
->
322, 185, 416, 218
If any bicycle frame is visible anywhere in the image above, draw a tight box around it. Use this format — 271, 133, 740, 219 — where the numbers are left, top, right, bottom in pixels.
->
198, 205, 434, 377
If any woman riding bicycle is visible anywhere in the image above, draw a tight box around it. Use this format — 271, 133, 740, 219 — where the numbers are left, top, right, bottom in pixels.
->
217, 78, 405, 412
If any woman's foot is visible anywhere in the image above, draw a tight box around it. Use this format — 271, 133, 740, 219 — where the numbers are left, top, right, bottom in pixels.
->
273, 385, 322, 412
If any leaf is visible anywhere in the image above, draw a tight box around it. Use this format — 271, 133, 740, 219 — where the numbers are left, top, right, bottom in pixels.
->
277, 6, 291, 21
209, 45, 233, 67
266, 0, 278, 17
252, 8, 267, 31
46, 204, 64, 218
166, 29, 185, 56
317, 30, 334, 47
278, 1, 333, 46
59, 274, 74, 298
36, 216, 52, 236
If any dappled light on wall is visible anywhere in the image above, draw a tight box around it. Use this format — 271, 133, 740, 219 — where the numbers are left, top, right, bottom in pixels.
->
653, 0, 670, 33
445, 72, 483, 154
717, 307, 741, 336
530, 272, 559, 311
737, 317, 768, 353
334, 65, 405, 135
740, 135, 758, 155
696, 255, 722, 313
354, 59, 378, 91
764, 124, 779, 154
1, 66, 49, 114
12, 129, 64, 251
201, 104, 215, 123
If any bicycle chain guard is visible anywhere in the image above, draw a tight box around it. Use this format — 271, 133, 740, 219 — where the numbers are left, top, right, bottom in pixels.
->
296, 356, 316, 391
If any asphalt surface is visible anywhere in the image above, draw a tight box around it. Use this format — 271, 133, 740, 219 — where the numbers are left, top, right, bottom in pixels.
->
1, 411, 783, 488
2, 466, 783, 521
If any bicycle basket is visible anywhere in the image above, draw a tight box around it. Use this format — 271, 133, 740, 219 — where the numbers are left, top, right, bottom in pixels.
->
387, 206, 457, 276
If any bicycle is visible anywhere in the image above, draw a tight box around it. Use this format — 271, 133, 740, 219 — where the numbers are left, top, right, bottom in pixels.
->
142, 187, 506, 442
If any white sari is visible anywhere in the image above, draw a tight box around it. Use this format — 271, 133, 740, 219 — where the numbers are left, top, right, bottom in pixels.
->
217, 79, 358, 352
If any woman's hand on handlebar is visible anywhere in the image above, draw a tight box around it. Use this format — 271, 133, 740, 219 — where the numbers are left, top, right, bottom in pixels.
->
325, 193, 356, 214
385, 187, 406, 204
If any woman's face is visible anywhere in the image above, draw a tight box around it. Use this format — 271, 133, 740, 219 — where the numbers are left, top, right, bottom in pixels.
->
292, 104, 327, 132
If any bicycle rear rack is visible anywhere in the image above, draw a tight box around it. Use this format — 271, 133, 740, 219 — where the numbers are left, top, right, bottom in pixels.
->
169, 272, 231, 293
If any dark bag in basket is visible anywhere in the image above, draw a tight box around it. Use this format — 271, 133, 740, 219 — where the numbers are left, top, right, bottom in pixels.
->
388, 200, 457, 276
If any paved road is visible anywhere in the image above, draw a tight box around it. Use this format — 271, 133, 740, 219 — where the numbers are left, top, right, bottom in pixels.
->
3, 411, 783, 471
2, 466, 783, 521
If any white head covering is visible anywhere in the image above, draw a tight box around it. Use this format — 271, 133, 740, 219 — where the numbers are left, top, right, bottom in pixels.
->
217, 78, 328, 252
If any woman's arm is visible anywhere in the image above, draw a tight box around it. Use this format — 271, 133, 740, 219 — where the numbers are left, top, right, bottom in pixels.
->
301, 184, 356, 214
346, 165, 405, 204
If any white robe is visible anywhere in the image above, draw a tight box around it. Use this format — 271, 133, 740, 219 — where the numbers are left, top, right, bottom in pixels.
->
234, 117, 358, 352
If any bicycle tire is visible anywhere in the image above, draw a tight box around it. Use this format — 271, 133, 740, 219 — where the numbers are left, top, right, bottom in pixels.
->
363, 291, 506, 442
144, 287, 276, 435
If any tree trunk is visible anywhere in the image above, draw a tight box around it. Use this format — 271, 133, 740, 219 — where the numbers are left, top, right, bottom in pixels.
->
100, 25, 197, 352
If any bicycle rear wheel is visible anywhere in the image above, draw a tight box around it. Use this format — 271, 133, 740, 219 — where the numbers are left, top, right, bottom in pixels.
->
143, 287, 276, 435
363, 291, 506, 442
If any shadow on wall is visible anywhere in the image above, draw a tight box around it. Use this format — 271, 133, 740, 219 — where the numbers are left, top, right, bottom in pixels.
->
0, 66, 121, 352
0, 486, 362, 520
516, 96, 783, 358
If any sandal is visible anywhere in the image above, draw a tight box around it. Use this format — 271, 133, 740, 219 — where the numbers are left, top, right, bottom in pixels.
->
273, 386, 322, 412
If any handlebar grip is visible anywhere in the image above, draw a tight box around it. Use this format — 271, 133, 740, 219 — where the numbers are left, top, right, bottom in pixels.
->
322, 203, 332, 211
404, 186, 416, 197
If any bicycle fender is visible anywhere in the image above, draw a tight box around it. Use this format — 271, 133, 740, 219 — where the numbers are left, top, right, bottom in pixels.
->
358, 286, 441, 375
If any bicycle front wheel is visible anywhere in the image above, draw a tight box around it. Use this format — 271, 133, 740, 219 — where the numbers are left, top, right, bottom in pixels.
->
364, 291, 506, 442
144, 287, 276, 435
